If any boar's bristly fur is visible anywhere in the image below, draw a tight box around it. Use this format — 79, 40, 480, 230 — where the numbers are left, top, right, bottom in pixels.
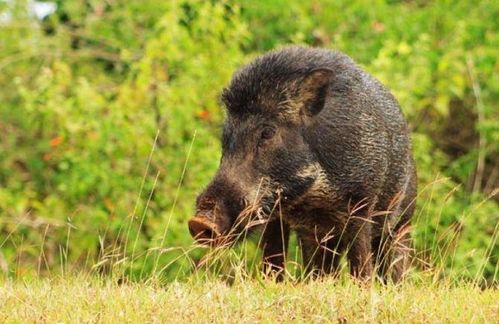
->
189, 46, 417, 283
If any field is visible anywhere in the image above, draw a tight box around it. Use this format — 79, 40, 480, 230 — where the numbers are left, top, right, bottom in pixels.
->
0, 0, 498, 322
1, 276, 498, 323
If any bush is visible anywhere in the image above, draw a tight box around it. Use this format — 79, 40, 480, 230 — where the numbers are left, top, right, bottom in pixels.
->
0, 0, 496, 283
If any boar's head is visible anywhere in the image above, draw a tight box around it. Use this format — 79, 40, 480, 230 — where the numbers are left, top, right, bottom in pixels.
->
188, 48, 334, 246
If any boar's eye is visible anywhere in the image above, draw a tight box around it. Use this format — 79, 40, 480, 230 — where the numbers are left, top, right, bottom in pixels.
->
257, 127, 276, 149
260, 127, 275, 141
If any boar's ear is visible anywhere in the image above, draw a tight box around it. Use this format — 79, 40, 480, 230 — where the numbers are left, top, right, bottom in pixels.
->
297, 68, 333, 117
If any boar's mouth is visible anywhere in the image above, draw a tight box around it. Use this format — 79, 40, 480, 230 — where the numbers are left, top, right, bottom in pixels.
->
189, 185, 283, 247
188, 203, 276, 247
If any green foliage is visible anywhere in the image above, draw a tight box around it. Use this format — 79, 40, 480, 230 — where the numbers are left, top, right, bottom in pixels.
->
0, 0, 497, 283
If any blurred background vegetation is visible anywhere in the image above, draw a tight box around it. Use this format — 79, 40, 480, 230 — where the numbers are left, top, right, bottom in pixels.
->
0, 0, 497, 284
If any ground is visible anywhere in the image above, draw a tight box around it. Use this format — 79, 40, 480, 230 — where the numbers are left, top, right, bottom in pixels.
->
1, 277, 497, 323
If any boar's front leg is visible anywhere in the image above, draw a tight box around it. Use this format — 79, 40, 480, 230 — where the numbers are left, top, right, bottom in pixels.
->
260, 218, 289, 281
299, 234, 343, 278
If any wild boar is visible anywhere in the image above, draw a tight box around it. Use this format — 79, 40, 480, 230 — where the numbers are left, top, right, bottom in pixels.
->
188, 46, 417, 282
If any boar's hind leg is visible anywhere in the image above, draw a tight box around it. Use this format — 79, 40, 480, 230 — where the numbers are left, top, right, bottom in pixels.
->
376, 230, 411, 283
375, 171, 416, 283
261, 218, 289, 281
374, 215, 413, 283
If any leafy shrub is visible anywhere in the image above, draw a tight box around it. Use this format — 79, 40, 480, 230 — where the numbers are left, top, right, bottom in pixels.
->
0, 0, 496, 283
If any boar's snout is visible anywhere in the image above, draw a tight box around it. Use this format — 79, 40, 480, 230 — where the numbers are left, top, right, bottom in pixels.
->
188, 216, 221, 245
190, 177, 247, 246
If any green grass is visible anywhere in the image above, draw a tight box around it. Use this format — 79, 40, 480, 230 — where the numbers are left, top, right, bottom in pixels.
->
1, 276, 497, 323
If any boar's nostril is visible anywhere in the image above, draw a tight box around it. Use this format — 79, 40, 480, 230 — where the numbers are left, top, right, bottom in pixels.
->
241, 198, 249, 208
188, 217, 220, 245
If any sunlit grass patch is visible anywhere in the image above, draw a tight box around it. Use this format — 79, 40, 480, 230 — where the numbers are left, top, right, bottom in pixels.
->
0, 275, 497, 323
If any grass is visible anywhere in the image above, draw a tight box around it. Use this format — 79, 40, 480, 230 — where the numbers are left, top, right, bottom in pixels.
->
1, 275, 497, 323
